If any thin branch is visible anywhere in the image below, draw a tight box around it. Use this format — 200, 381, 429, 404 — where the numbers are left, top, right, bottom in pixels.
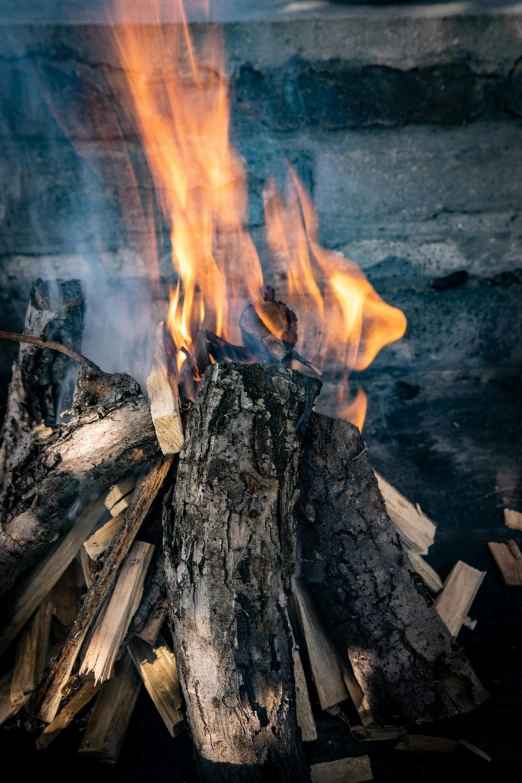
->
0, 331, 100, 371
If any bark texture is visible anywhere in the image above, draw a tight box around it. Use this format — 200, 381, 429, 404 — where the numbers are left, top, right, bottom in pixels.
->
297, 413, 488, 725
164, 362, 320, 783
0, 279, 85, 488
0, 365, 157, 602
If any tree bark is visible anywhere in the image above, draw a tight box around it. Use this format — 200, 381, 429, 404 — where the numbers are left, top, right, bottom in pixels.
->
0, 364, 158, 602
164, 363, 319, 783
296, 413, 488, 725
0, 279, 85, 489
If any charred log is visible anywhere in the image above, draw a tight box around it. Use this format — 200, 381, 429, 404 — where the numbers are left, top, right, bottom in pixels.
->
163, 362, 320, 782
0, 279, 85, 489
0, 360, 158, 602
296, 413, 488, 725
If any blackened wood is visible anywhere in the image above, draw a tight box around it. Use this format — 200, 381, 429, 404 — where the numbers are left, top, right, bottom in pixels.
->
297, 413, 488, 725
0, 365, 158, 602
164, 363, 320, 782
31, 455, 173, 723
0, 279, 85, 489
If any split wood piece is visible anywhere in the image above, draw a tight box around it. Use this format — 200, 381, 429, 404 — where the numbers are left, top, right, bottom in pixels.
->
0, 360, 158, 602
105, 477, 136, 517
407, 551, 443, 594
0, 279, 85, 490
83, 513, 124, 560
396, 734, 457, 752
78, 546, 95, 588
375, 472, 436, 555
35, 680, 101, 750
0, 670, 27, 726
435, 561, 486, 635
80, 541, 154, 683
32, 455, 173, 723
297, 414, 488, 726
310, 755, 373, 783
504, 508, 522, 531
128, 634, 183, 737
164, 363, 320, 782
10, 597, 53, 706
0, 498, 104, 657
289, 619, 317, 742
78, 652, 141, 765
146, 322, 184, 455
488, 540, 522, 586
51, 565, 79, 628
291, 579, 373, 728
458, 739, 491, 762
350, 724, 406, 742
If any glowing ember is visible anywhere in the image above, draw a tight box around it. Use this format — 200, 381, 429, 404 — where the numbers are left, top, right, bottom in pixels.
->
112, 0, 406, 430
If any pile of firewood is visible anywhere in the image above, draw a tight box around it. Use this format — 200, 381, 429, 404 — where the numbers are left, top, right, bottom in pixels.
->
0, 279, 500, 781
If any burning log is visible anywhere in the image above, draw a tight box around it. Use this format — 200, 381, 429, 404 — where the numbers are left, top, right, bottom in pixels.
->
78, 652, 141, 765
0, 279, 85, 489
0, 334, 158, 602
239, 285, 298, 365
80, 540, 155, 683
297, 414, 488, 725
163, 363, 318, 782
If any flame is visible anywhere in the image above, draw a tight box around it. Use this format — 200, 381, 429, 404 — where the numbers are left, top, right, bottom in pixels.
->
112, 0, 406, 430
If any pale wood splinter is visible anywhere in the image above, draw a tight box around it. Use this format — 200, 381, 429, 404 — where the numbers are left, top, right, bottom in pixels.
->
435, 560, 486, 636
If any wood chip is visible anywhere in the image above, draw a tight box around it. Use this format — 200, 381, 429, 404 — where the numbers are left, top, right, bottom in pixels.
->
83, 513, 124, 560
0, 498, 104, 657
104, 477, 136, 515
146, 322, 184, 456
375, 473, 436, 555
128, 635, 184, 738
504, 508, 522, 531
81, 541, 155, 683
78, 652, 141, 765
36, 680, 101, 750
10, 597, 53, 706
435, 560, 485, 636
311, 755, 373, 783
396, 735, 457, 752
488, 540, 522, 586
407, 551, 443, 594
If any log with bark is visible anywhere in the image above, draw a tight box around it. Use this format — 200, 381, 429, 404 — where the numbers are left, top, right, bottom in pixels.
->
163, 362, 320, 782
0, 279, 85, 489
0, 335, 158, 602
296, 413, 488, 725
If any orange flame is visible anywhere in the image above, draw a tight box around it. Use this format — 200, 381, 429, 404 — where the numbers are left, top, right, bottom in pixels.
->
112, 0, 406, 430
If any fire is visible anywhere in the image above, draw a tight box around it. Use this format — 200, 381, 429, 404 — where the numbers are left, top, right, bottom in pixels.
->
112, 0, 406, 430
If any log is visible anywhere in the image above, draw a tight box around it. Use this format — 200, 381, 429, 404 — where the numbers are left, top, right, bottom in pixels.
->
128, 634, 184, 737
80, 541, 154, 682
0, 279, 85, 489
164, 363, 319, 782
297, 413, 488, 725
435, 560, 485, 635
10, 597, 53, 706
0, 360, 158, 602
32, 455, 173, 723
78, 652, 141, 765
